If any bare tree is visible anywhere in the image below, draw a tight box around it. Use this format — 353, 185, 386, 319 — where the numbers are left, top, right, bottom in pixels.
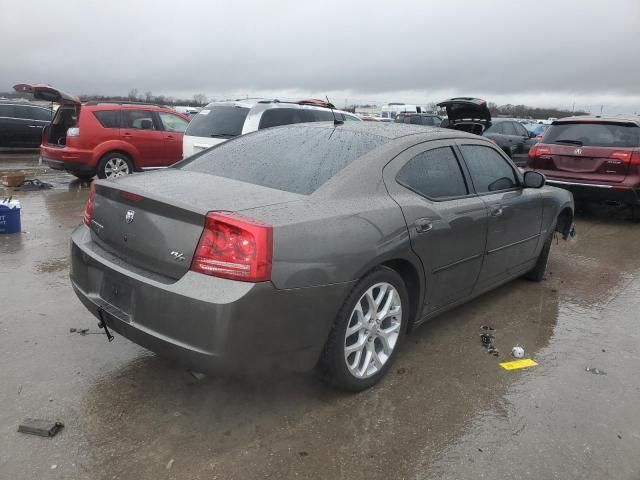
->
193, 93, 208, 106
144, 91, 153, 102
128, 88, 139, 101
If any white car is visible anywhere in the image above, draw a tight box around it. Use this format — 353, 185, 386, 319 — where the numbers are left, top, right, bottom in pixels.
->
182, 99, 361, 158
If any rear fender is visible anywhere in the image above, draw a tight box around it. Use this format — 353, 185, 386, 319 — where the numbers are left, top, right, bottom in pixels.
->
92, 141, 139, 168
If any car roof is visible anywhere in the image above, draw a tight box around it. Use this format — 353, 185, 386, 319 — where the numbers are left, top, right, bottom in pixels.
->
397, 112, 440, 116
553, 115, 640, 127
289, 121, 486, 142
203, 99, 356, 115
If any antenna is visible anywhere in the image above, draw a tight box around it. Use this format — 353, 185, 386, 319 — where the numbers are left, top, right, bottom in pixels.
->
326, 96, 343, 126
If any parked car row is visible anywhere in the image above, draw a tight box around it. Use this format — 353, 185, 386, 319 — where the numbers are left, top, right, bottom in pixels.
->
8, 84, 361, 179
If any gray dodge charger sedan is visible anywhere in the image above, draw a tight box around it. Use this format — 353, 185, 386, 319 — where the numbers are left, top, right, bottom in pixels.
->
71, 122, 574, 391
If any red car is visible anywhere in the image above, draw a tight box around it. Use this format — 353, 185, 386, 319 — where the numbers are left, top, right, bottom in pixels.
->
14, 84, 190, 180
528, 115, 640, 218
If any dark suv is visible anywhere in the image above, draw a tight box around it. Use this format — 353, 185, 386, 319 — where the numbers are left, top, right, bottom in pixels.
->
528, 116, 640, 216
0, 102, 52, 149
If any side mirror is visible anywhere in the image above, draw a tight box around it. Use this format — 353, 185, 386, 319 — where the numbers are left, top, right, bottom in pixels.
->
528, 131, 537, 138
523, 170, 545, 188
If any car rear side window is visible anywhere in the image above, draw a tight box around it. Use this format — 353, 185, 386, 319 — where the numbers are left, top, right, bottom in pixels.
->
258, 108, 340, 129
544, 122, 640, 148
397, 147, 468, 199
121, 110, 157, 130
502, 122, 517, 135
14, 105, 51, 121
460, 145, 517, 193
179, 126, 387, 195
185, 105, 249, 138
486, 122, 503, 134
0, 105, 15, 117
93, 110, 120, 128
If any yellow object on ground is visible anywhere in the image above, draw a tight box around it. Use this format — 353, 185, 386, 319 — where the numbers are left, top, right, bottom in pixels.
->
499, 358, 538, 370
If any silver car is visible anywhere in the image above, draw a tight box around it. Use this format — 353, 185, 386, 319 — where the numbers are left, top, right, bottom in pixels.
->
71, 122, 574, 391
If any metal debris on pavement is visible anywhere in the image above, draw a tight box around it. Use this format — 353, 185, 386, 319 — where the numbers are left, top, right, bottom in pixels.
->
18, 418, 64, 437
585, 367, 607, 375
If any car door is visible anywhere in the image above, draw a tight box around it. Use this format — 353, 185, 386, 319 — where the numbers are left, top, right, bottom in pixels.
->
156, 112, 189, 165
0, 104, 19, 147
513, 121, 535, 154
383, 140, 488, 312
14, 105, 51, 147
120, 109, 165, 168
456, 141, 543, 290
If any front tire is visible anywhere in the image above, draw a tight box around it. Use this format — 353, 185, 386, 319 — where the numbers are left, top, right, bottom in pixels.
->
97, 153, 133, 179
318, 267, 408, 392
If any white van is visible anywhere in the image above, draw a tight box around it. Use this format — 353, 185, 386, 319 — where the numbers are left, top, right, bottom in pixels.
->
380, 103, 428, 120
182, 99, 360, 158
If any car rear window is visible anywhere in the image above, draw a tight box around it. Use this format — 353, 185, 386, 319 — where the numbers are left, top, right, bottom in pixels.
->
179, 126, 387, 194
93, 110, 120, 128
544, 122, 640, 148
258, 108, 345, 129
184, 105, 249, 138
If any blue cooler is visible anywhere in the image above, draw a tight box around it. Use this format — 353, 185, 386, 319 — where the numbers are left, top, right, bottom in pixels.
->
0, 200, 21, 234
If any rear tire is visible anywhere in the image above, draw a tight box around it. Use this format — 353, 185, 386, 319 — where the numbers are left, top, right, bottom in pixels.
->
317, 267, 408, 392
97, 153, 133, 179
524, 223, 555, 282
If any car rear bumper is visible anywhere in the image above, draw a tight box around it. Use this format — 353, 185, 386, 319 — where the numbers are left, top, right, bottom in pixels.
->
545, 178, 640, 205
70, 225, 353, 375
41, 145, 95, 173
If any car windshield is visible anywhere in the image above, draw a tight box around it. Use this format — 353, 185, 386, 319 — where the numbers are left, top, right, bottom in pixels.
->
184, 105, 250, 138
544, 122, 640, 148
179, 126, 387, 194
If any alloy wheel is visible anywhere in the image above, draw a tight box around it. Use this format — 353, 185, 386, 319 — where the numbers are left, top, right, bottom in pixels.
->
104, 157, 131, 178
344, 282, 402, 379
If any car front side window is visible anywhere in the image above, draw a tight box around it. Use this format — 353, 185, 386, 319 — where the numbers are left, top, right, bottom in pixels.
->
460, 145, 517, 193
158, 112, 189, 133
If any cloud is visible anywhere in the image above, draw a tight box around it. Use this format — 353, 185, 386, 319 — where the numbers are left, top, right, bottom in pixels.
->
2, 0, 639, 113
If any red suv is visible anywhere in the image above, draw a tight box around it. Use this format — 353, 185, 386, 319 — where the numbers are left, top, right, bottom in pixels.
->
528, 116, 640, 217
14, 84, 190, 179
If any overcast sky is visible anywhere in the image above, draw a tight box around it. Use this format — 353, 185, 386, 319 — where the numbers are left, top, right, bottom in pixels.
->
2, 0, 640, 113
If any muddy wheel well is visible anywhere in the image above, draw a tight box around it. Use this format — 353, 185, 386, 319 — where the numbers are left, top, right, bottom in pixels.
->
556, 207, 574, 238
381, 259, 421, 333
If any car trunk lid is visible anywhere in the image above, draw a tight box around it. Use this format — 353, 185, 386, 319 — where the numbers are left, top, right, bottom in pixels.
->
15, 84, 82, 147
437, 97, 492, 133
89, 169, 302, 280
529, 121, 640, 183
13, 84, 81, 105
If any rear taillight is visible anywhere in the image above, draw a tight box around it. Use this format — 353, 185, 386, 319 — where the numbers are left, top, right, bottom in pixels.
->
83, 183, 96, 226
67, 127, 80, 137
191, 212, 273, 282
609, 151, 632, 162
528, 144, 551, 160
631, 151, 640, 166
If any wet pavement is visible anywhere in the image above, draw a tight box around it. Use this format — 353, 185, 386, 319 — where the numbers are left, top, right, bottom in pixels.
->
1, 154, 639, 479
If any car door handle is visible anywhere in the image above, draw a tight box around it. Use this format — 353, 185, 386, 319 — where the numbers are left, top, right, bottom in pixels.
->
122, 132, 132, 137
490, 206, 504, 217
414, 218, 433, 233
194, 143, 210, 149
27, 125, 42, 128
